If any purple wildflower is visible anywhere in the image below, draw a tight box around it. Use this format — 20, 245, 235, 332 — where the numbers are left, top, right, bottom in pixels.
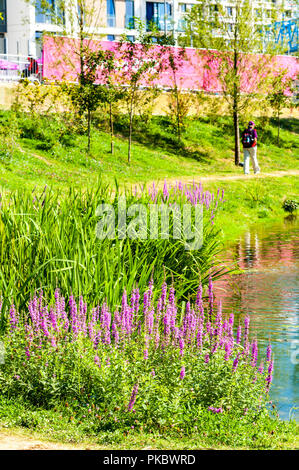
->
128, 384, 139, 411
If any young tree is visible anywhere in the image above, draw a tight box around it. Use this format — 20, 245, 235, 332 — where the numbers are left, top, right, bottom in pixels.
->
63, 47, 121, 153
116, 21, 168, 163
165, 47, 192, 143
26, 0, 105, 148
185, 0, 284, 165
82, 48, 125, 154
266, 70, 297, 146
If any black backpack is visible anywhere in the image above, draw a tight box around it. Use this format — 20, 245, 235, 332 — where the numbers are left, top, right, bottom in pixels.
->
242, 129, 255, 148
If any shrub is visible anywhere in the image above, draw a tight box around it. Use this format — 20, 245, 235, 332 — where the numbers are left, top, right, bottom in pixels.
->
0, 279, 274, 431
282, 199, 298, 214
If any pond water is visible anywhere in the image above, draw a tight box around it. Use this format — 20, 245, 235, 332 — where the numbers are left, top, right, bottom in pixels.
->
214, 216, 299, 421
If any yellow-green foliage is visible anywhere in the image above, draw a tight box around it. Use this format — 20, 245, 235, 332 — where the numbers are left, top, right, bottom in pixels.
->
12, 80, 72, 116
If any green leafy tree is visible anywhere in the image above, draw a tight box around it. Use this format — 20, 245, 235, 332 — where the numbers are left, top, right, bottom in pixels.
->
63, 48, 120, 153
27, 1, 106, 152
83, 50, 125, 155
266, 70, 297, 146
116, 20, 169, 163
165, 47, 191, 142
184, 0, 283, 165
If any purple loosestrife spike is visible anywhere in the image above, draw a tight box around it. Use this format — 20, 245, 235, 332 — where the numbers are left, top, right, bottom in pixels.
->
49, 307, 58, 332
9, 304, 18, 330
179, 337, 185, 357
244, 316, 250, 344
88, 321, 95, 342
208, 276, 213, 320
204, 354, 210, 364
161, 282, 167, 310
251, 339, 258, 367
197, 320, 203, 350
40, 307, 49, 337
236, 324, 242, 345
232, 355, 239, 372
180, 365, 185, 380
151, 369, 155, 377
196, 284, 203, 310
266, 342, 272, 362
224, 341, 232, 361
258, 361, 264, 374
169, 285, 175, 307
128, 384, 139, 412
228, 313, 234, 336
211, 341, 218, 355
266, 360, 274, 390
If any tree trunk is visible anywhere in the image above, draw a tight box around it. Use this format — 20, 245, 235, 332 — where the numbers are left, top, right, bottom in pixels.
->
128, 93, 134, 164
175, 87, 181, 142
233, 46, 240, 166
277, 113, 280, 147
109, 102, 114, 154
233, 107, 240, 166
87, 109, 91, 153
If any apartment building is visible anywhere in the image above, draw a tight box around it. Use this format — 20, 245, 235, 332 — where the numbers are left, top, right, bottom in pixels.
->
0, 0, 297, 57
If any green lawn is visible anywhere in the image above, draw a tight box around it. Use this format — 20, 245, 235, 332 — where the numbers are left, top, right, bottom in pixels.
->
0, 111, 298, 192
0, 397, 298, 450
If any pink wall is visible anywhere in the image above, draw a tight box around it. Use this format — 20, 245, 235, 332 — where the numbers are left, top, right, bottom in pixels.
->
42, 36, 298, 93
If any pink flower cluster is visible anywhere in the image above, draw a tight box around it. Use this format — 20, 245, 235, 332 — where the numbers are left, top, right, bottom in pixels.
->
7, 277, 273, 393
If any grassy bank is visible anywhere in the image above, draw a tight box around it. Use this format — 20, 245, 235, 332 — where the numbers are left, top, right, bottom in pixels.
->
204, 176, 299, 245
0, 111, 298, 191
0, 397, 298, 450
0, 110, 298, 246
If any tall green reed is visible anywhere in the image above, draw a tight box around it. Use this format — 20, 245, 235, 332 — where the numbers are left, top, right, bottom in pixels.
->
0, 180, 226, 326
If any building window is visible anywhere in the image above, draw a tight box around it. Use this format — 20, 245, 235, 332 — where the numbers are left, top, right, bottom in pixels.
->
35, 31, 43, 58
179, 4, 194, 13
146, 2, 172, 32
107, 34, 115, 41
126, 35, 135, 42
0, 0, 6, 33
227, 6, 233, 16
35, 0, 64, 24
125, 0, 135, 29
107, 0, 116, 27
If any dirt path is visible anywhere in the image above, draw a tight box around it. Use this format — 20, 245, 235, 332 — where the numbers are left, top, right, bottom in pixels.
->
0, 429, 96, 450
159, 169, 299, 187
18, 146, 53, 166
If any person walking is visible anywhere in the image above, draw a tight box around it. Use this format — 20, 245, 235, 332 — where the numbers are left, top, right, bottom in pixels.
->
241, 121, 260, 175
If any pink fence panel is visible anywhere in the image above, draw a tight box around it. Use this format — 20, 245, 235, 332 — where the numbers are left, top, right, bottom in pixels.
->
42, 36, 298, 93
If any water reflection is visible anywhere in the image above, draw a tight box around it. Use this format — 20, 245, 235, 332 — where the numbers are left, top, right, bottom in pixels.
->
214, 218, 299, 421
